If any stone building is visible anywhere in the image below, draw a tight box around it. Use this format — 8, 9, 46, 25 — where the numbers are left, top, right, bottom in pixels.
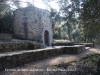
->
13, 6, 52, 46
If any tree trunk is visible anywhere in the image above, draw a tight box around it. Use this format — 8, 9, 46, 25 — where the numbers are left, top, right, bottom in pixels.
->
0, 19, 3, 33
68, 25, 72, 41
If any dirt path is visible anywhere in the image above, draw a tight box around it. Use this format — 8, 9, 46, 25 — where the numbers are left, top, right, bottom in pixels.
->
1, 45, 100, 75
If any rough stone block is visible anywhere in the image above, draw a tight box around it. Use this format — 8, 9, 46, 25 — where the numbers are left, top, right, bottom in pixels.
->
34, 50, 44, 60
0, 42, 42, 53
43, 50, 50, 58
63, 45, 85, 54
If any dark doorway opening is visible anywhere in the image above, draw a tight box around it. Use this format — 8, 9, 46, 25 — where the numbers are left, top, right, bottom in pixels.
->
44, 30, 49, 46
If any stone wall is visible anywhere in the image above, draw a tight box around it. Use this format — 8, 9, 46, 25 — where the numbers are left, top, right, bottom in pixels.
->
0, 42, 41, 53
73, 43, 94, 47
0, 45, 85, 70
52, 42, 94, 48
52, 42, 73, 46
63, 45, 85, 54
13, 6, 52, 46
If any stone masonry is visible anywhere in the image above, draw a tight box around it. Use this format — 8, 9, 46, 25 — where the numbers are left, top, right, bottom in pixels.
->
13, 6, 52, 46
0, 45, 85, 70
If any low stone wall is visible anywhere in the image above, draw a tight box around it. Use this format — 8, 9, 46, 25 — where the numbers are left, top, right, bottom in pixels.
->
74, 43, 93, 47
0, 42, 41, 53
52, 42, 94, 48
52, 42, 73, 46
0, 45, 85, 70
63, 45, 85, 54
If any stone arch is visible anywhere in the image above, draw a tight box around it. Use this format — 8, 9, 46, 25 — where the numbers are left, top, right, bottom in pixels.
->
44, 30, 49, 46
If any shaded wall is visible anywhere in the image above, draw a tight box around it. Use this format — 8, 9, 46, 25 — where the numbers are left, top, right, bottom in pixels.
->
13, 6, 52, 46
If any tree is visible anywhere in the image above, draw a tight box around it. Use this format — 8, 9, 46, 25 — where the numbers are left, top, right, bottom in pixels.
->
80, 0, 100, 42
0, 0, 34, 33
57, 0, 82, 41
0, 1, 13, 33
50, 8, 62, 39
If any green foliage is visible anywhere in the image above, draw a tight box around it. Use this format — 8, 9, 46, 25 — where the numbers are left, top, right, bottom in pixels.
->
51, 0, 100, 43
0, 34, 12, 39
93, 67, 100, 75
79, 0, 100, 43
0, 4, 13, 33
56, 0, 82, 41
81, 0, 100, 20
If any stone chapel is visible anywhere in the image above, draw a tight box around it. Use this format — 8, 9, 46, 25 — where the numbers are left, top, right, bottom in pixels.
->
13, 6, 52, 46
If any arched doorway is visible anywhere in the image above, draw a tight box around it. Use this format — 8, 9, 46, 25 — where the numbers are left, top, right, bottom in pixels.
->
44, 30, 49, 46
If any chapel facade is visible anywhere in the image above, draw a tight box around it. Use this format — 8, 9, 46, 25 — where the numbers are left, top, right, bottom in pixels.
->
13, 6, 52, 46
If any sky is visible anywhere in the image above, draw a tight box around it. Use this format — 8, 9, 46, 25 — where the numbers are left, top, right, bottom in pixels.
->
7, 0, 59, 11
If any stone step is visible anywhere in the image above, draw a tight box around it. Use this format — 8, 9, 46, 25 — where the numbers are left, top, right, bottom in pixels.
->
0, 45, 85, 70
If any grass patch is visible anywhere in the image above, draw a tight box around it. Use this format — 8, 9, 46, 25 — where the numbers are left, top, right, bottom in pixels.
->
0, 34, 12, 39
55, 54, 100, 69
79, 54, 100, 66
53, 54, 100, 75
